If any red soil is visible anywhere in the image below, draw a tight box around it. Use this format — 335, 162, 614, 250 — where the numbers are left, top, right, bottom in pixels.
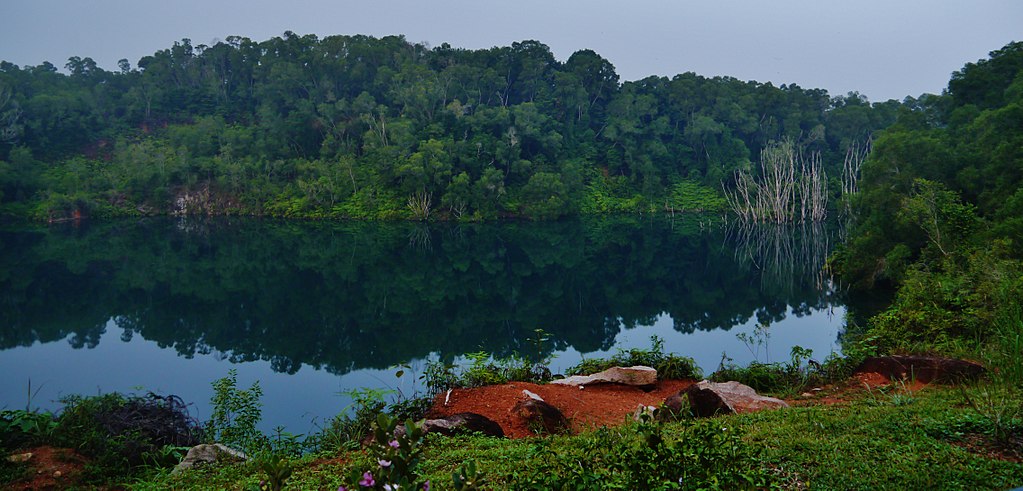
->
3, 446, 87, 490
427, 369, 940, 439
426, 380, 696, 438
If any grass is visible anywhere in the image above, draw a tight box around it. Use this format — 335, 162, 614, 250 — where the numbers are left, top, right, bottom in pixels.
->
4, 335, 1019, 489
135, 384, 1022, 490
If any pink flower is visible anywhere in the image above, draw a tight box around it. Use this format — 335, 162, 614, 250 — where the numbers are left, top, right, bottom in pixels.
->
422, 481, 430, 490
338, 486, 348, 491
389, 440, 400, 449
378, 459, 392, 468
359, 471, 375, 487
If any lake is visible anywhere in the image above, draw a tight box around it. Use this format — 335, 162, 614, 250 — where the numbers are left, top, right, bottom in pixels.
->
0, 216, 849, 434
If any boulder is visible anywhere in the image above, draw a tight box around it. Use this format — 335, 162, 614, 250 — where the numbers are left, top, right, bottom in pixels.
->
659, 391, 689, 420
393, 412, 505, 439
422, 412, 505, 438
511, 398, 569, 434
684, 380, 788, 417
550, 366, 657, 388
855, 356, 985, 384
172, 444, 248, 474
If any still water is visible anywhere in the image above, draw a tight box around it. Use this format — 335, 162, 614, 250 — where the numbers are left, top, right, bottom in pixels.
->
1, 216, 846, 433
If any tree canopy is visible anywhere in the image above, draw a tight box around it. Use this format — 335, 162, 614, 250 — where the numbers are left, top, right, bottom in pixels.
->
0, 33, 898, 220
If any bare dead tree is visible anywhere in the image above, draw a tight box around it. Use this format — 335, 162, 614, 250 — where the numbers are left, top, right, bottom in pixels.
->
841, 137, 871, 216
725, 138, 827, 223
800, 150, 828, 222
407, 191, 433, 221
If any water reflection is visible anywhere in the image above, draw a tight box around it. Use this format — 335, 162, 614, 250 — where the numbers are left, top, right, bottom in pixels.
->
0, 217, 841, 373
0, 216, 850, 429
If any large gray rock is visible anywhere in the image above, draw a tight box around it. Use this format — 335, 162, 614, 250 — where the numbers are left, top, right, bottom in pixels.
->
684, 380, 788, 417
172, 444, 248, 474
550, 366, 657, 387
855, 356, 985, 384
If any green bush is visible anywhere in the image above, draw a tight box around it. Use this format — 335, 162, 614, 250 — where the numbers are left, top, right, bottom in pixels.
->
566, 336, 702, 380
866, 245, 1022, 354
666, 180, 728, 213
423, 352, 554, 392
206, 369, 267, 454
515, 413, 771, 489
53, 392, 201, 479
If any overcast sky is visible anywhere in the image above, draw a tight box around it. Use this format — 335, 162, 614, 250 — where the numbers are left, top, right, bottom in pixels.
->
2, 0, 1021, 102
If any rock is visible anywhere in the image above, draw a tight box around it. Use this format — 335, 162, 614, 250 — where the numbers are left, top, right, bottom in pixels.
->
522, 389, 545, 401
632, 404, 658, 421
53, 470, 62, 478
511, 398, 569, 434
855, 356, 985, 384
7, 452, 32, 463
684, 380, 789, 417
421, 412, 505, 438
660, 391, 689, 419
550, 366, 657, 388
172, 444, 248, 474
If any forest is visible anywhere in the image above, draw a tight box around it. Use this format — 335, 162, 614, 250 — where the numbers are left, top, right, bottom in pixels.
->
0, 32, 896, 221
1, 32, 1023, 489
1, 31, 1021, 382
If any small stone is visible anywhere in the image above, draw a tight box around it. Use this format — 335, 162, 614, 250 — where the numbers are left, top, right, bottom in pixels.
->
6, 452, 32, 463
53, 471, 62, 478
800, 392, 813, 397
632, 404, 658, 421
522, 389, 544, 402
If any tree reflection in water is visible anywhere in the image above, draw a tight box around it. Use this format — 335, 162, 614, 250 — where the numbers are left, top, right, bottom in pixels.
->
0, 216, 846, 375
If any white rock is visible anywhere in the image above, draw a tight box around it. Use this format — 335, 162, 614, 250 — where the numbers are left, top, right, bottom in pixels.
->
522, 389, 545, 402
550, 365, 657, 387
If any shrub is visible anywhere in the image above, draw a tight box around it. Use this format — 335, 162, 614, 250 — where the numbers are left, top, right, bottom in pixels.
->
205, 369, 267, 454
566, 336, 702, 380
53, 392, 202, 478
515, 412, 771, 489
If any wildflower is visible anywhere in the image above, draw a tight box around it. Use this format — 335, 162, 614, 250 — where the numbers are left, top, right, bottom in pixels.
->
389, 440, 400, 449
359, 471, 375, 487
379, 459, 392, 468
383, 484, 400, 491
422, 481, 430, 490
338, 486, 348, 491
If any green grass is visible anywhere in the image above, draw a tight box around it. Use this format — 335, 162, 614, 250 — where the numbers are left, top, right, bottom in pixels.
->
137, 385, 1022, 490
738, 388, 1021, 490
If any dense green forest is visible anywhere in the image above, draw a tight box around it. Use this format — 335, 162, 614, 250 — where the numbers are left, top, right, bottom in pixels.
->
835, 41, 1023, 357
0, 32, 897, 220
